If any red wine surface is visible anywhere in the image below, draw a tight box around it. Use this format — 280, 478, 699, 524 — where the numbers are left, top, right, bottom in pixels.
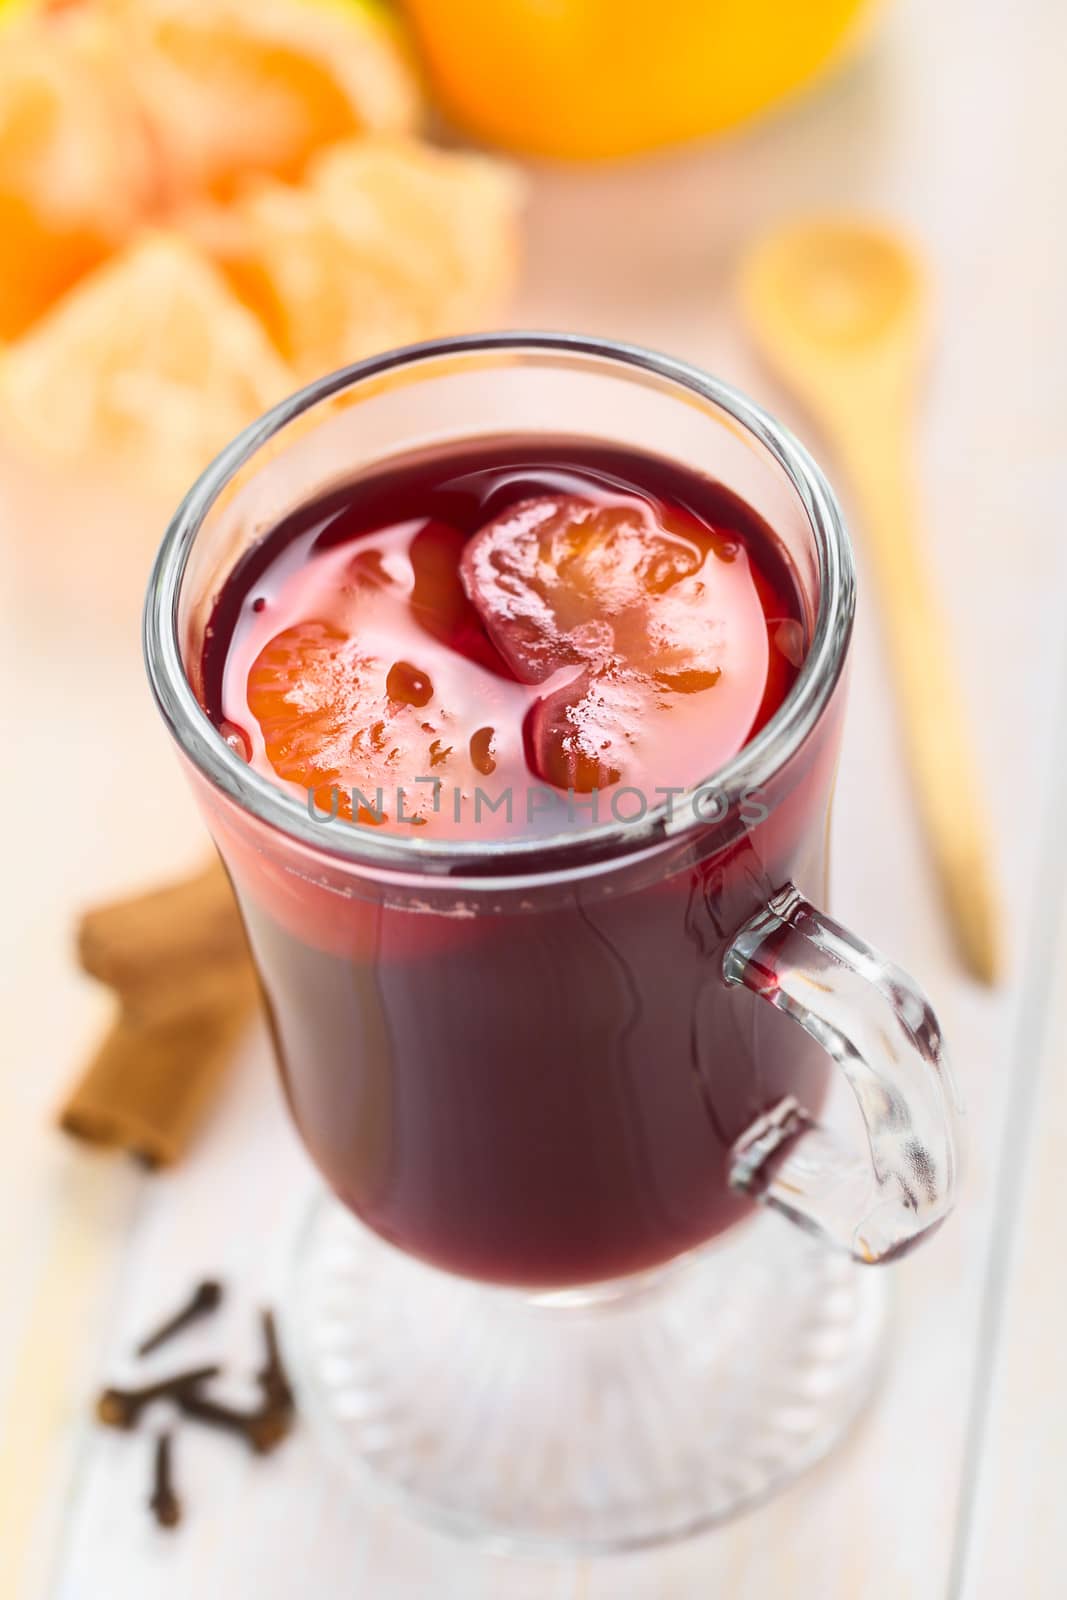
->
203, 438, 805, 838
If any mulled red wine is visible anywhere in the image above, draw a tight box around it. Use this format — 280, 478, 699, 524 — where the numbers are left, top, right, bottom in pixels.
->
201, 438, 838, 1287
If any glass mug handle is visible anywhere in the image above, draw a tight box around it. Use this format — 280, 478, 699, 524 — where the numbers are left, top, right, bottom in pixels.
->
724, 884, 963, 1264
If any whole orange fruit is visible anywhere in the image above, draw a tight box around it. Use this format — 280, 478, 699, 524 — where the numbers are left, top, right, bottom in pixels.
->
401, 0, 876, 160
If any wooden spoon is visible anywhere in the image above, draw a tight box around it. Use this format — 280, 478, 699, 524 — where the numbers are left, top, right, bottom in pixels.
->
740, 219, 1000, 984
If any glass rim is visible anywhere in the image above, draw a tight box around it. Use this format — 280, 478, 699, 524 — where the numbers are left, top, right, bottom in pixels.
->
143, 331, 856, 883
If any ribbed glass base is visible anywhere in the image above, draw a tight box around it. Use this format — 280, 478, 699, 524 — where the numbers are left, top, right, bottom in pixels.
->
282, 1194, 888, 1553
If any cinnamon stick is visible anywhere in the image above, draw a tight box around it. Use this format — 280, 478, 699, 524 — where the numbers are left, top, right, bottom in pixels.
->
77, 862, 251, 1027
59, 859, 256, 1166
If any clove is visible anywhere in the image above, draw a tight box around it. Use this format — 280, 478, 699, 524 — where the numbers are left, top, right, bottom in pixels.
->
96, 1365, 220, 1430
137, 1279, 224, 1357
175, 1390, 293, 1455
255, 1309, 294, 1415
149, 1432, 181, 1529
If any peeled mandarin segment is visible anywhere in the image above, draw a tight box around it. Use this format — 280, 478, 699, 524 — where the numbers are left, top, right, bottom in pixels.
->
0, 232, 294, 492
0, 16, 158, 339
460, 497, 589, 684
526, 663, 644, 794
408, 520, 512, 676
465, 493, 775, 793
309, 137, 522, 335
193, 136, 521, 377
246, 620, 360, 812
460, 494, 726, 685
190, 173, 421, 368
246, 619, 454, 825
177, 191, 292, 358
102, 0, 420, 202
527, 627, 768, 797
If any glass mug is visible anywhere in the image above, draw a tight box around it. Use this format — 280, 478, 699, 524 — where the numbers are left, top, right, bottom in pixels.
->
145, 335, 961, 1551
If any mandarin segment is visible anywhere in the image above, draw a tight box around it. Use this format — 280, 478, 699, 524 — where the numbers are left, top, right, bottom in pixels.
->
461, 494, 733, 686
191, 137, 522, 378
527, 663, 642, 794
0, 232, 294, 490
247, 618, 454, 824
0, 13, 158, 339
408, 519, 511, 675
246, 620, 358, 810
465, 491, 775, 794
310, 136, 521, 341
101, 0, 420, 202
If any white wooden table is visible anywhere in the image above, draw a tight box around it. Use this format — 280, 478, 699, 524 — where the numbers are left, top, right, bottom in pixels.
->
2, 0, 1064, 1593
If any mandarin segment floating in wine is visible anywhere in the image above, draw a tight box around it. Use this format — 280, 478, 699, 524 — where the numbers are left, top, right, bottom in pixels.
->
527, 662, 642, 793
246, 618, 457, 824
460, 493, 750, 687
462, 490, 776, 793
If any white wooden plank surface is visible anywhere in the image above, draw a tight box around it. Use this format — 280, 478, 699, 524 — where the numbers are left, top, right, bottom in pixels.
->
2, 0, 1064, 1594
955, 572, 1067, 1600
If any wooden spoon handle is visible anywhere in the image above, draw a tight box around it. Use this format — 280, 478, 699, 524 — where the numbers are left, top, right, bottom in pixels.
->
835, 412, 1001, 984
